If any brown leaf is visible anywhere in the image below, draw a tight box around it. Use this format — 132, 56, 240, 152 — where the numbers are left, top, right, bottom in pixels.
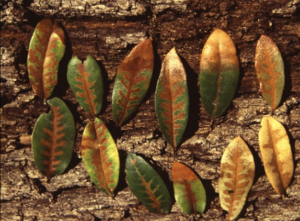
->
259, 116, 294, 195
219, 136, 255, 220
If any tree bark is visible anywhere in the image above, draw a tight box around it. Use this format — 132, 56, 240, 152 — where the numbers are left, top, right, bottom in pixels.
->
1, 0, 300, 220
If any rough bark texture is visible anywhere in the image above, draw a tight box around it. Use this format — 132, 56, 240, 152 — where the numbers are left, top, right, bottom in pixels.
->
1, 0, 300, 220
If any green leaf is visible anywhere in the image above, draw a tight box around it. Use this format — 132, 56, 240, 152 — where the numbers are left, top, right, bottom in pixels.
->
255, 35, 284, 110
125, 153, 172, 214
155, 47, 189, 150
199, 29, 239, 119
32, 97, 75, 179
81, 118, 120, 196
67, 55, 103, 115
27, 19, 65, 100
172, 162, 206, 215
219, 136, 255, 220
112, 39, 154, 126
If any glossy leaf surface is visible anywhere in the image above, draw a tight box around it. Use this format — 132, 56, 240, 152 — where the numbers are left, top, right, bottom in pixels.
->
112, 39, 154, 126
27, 19, 65, 100
125, 153, 171, 214
67, 55, 103, 115
255, 35, 284, 110
81, 118, 119, 196
219, 136, 255, 220
199, 29, 239, 119
259, 116, 293, 195
172, 162, 206, 215
155, 47, 189, 149
32, 97, 75, 179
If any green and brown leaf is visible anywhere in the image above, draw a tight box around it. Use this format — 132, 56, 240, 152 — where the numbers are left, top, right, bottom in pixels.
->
255, 35, 285, 110
32, 97, 75, 179
172, 162, 206, 215
259, 116, 293, 195
81, 118, 120, 196
67, 55, 103, 115
112, 39, 154, 126
125, 153, 172, 214
219, 136, 255, 220
27, 19, 65, 100
155, 47, 189, 150
199, 29, 239, 119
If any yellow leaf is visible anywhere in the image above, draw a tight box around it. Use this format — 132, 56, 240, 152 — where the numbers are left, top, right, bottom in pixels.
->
259, 116, 294, 195
219, 136, 255, 220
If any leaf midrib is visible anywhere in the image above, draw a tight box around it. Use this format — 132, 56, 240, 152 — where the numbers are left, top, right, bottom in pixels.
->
47, 106, 59, 178
266, 119, 284, 193
80, 64, 96, 114
211, 42, 222, 119
117, 71, 136, 126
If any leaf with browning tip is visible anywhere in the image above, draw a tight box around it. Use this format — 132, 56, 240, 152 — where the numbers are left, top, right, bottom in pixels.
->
112, 39, 154, 126
27, 19, 65, 100
255, 35, 284, 110
219, 136, 255, 220
172, 162, 206, 215
125, 153, 172, 214
32, 97, 75, 179
199, 29, 239, 119
259, 116, 293, 195
81, 118, 119, 196
155, 47, 189, 150
67, 55, 103, 115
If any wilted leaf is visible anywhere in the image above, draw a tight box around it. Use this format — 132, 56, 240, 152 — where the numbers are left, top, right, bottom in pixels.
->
172, 162, 206, 215
219, 136, 255, 220
125, 153, 172, 214
255, 35, 284, 110
27, 19, 65, 100
81, 118, 119, 196
32, 97, 75, 179
155, 47, 189, 150
67, 55, 103, 115
199, 29, 239, 119
259, 116, 293, 195
112, 39, 154, 126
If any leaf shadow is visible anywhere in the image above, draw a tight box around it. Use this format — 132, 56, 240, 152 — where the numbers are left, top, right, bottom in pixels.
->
96, 60, 111, 115
24, 9, 43, 27
279, 49, 292, 107
106, 119, 123, 141
243, 138, 264, 185
114, 149, 128, 195
284, 125, 297, 186
50, 23, 73, 100
133, 153, 175, 206
143, 40, 162, 102
178, 55, 200, 147
237, 198, 257, 220
63, 151, 82, 174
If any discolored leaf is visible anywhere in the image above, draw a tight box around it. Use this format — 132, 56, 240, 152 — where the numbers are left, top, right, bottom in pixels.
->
27, 19, 65, 100
172, 162, 206, 215
125, 153, 172, 214
259, 116, 293, 195
255, 35, 284, 110
81, 118, 119, 196
155, 47, 189, 150
112, 39, 154, 126
219, 136, 255, 220
67, 55, 103, 115
32, 97, 75, 179
199, 29, 239, 119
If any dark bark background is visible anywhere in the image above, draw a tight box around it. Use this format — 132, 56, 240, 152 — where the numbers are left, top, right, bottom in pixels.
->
1, 0, 300, 220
